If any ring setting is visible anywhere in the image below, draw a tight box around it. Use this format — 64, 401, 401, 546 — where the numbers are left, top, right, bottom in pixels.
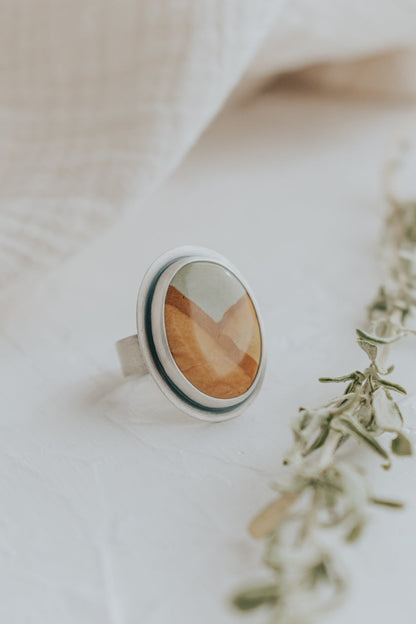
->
116, 246, 266, 421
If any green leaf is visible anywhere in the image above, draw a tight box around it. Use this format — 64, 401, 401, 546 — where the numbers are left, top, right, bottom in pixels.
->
372, 388, 403, 432
336, 417, 390, 465
391, 433, 413, 456
370, 497, 404, 509
298, 408, 312, 430
375, 363, 395, 376
302, 425, 330, 457
346, 522, 364, 542
356, 328, 403, 345
329, 393, 360, 416
305, 561, 329, 588
377, 379, 407, 395
369, 287, 388, 312
358, 339, 378, 362
232, 585, 278, 611
319, 371, 364, 385
319, 374, 355, 384
335, 434, 350, 451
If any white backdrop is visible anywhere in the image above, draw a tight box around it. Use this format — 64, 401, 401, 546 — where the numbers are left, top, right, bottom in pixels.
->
1, 87, 416, 623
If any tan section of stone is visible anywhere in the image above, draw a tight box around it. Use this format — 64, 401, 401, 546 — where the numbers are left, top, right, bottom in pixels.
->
164, 285, 261, 399
220, 294, 261, 367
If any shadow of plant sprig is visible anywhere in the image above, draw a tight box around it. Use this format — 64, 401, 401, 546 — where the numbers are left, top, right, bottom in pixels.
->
233, 149, 414, 624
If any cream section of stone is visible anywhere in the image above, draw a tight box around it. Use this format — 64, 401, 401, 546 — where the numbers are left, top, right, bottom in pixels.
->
170, 262, 245, 322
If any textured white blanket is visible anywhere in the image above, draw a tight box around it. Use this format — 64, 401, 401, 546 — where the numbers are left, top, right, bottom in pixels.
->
1, 0, 416, 296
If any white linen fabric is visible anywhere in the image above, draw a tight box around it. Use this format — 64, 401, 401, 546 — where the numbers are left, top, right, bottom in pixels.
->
1, 0, 416, 296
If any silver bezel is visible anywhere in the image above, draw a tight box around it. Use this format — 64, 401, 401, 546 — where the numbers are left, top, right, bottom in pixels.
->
136, 246, 266, 422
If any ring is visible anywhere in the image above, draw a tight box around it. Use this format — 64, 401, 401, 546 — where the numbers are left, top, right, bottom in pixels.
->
116, 246, 266, 421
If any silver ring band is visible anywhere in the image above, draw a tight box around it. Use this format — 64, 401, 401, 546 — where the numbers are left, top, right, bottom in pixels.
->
116, 335, 148, 377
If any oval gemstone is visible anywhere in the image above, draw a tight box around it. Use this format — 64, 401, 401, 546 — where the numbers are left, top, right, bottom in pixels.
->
164, 261, 261, 399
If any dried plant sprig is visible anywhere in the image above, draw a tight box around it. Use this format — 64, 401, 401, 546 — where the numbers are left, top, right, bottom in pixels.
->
233, 151, 414, 623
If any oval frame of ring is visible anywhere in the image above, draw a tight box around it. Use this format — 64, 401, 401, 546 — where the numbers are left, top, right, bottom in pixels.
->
136, 246, 266, 422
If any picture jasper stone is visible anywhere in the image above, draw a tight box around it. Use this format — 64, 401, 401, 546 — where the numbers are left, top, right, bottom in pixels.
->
164, 261, 261, 399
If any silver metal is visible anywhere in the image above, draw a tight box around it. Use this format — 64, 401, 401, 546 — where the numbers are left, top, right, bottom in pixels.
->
116, 335, 148, 377
116, 246, 266, 422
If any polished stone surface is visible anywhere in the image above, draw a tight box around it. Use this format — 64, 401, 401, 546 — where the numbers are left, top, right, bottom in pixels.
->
164, 261, 261, 399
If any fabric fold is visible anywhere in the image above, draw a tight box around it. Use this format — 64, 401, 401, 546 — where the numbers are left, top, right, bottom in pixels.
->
1, 0, 416, 297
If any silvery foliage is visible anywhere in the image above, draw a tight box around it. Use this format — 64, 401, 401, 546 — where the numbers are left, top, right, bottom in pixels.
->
234, 154, 414, 623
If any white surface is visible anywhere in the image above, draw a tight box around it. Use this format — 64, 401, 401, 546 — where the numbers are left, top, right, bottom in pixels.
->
1, 89, 416, 623
2, 0, 416, 294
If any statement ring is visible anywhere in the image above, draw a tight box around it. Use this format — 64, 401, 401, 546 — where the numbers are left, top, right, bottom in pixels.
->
116, 246, 266, 421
